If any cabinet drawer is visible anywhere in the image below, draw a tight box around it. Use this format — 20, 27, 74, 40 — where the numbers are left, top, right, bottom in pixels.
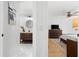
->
20, 33, 32, 40
67, 39, 77, 57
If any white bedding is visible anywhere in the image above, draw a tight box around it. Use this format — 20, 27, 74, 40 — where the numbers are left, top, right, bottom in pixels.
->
60, 34, 78, 41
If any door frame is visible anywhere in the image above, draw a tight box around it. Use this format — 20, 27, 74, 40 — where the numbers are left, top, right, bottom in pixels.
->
0, 1, 4, 57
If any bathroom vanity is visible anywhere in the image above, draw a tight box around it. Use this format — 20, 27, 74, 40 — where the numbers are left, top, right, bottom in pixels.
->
20, 32, 32, 43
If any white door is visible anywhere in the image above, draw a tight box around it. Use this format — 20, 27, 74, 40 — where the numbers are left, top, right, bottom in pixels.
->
0, 1, 19, 57
0, 1, 4, 57
0, 1, 32, 57
0, 1, 9, 56
2, 2, 10, 56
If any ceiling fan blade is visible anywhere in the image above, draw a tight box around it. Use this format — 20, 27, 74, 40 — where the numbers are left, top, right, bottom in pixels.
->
72, 14, 78, 16
72, 11, 78, 15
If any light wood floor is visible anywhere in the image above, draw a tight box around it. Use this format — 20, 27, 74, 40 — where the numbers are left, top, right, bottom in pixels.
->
48, 39, 66, 57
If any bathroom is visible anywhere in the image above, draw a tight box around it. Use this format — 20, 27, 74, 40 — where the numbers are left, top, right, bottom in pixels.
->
0, 1, 34, 57
18, 1, 33, 56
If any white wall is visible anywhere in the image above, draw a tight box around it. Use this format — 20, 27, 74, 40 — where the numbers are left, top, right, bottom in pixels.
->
33, 1, 48, 57
48, 16, 78, 34
0, 1, 4, 56
20, 16, 33, 32
18, 1, 33, 33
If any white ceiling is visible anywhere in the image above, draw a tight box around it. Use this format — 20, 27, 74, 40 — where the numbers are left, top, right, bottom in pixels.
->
19, 1, 79, 17
18, 1, 33, 17
9, 1, 79, 17
9, 1, 21, 10
48, 1, 79, 17
9, 1, 33, 17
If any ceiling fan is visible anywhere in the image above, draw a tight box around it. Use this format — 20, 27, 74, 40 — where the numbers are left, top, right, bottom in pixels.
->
67, 11, 78, 17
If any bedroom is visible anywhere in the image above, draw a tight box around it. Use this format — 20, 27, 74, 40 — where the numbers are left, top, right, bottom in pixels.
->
48, 1, 79, 57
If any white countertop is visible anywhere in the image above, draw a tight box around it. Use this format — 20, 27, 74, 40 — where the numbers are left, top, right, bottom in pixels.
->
20, 32, 32, 33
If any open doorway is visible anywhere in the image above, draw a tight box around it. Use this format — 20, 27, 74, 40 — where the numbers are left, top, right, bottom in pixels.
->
19, 16, 33, 57
48, 1, 78, 57
18, 1, 33, 57
20, 16, 33, 44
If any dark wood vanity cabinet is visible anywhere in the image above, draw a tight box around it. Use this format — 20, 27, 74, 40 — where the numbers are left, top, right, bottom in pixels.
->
20, 33, 32, 43
67, 39, 78, 57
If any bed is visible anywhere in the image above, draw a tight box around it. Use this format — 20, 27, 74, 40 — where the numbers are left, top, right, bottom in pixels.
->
59, 35, 77, 44
59, 35, 78, 57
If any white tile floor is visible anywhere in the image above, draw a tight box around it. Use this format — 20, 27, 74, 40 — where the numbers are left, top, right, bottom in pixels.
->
15, 39, 66, 57
16, 44, 33, 57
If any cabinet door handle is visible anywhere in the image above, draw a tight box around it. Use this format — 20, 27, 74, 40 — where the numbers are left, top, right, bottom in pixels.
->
1, 34, 4, 37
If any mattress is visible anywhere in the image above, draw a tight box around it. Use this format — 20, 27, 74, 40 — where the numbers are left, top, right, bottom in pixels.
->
59, 35, 78, 41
